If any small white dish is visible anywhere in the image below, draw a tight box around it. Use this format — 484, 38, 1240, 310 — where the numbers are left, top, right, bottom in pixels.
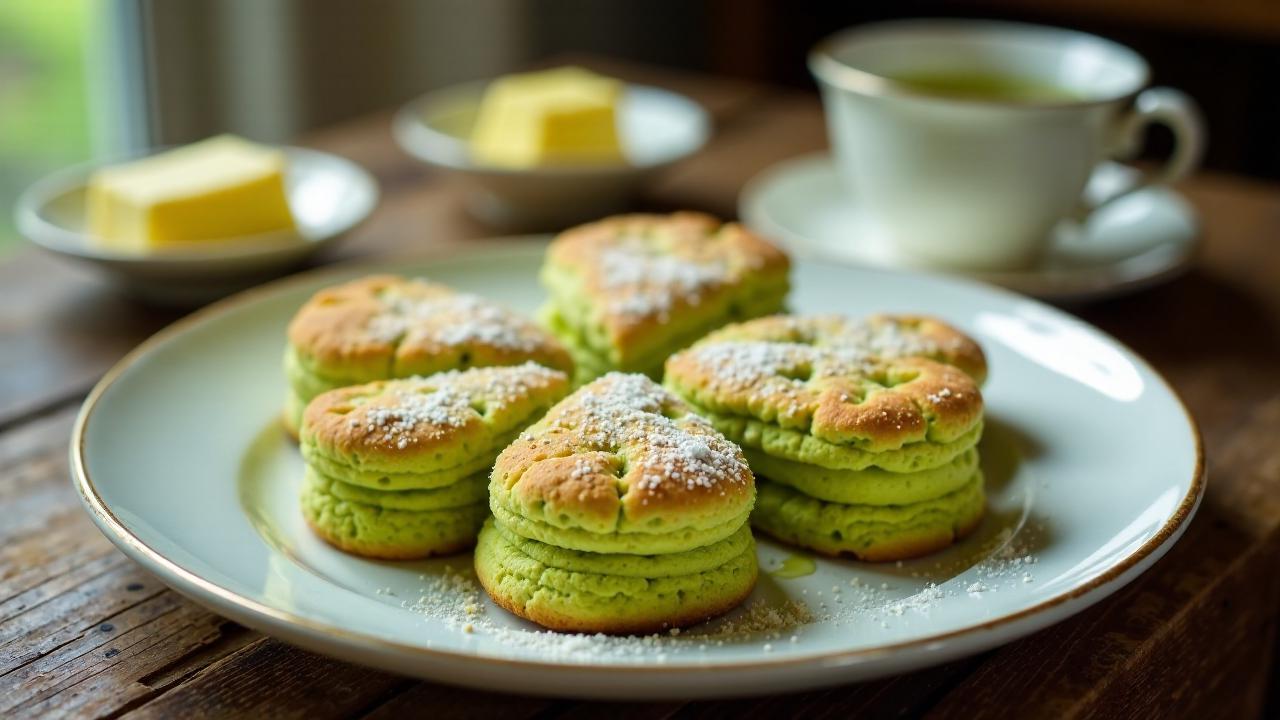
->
74, 243, 1202, 699
393, 81, 710, 229
740, 153, 1200, 302
15, 146, 378, 306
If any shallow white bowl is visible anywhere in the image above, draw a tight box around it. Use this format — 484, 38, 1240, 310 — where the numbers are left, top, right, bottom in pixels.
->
15, 146, 378, 306
73, 243, 1203, 699
393, 81, 710, 229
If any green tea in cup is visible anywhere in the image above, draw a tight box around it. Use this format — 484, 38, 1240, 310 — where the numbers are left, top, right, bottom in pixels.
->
888, 71, 1083, 103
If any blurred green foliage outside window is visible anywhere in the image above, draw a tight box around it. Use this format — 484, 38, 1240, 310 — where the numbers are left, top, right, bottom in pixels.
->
0, 1, 91, 256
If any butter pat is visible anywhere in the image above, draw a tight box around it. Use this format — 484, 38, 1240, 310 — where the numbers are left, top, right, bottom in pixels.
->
470, 67, 625, 168
87, 135, 295, 251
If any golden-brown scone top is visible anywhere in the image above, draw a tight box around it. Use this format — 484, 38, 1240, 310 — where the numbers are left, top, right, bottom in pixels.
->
492, 373, 754, 534
544, 212, 790, 357
302, 363, 569, 470
288, 275, 573, 377
697, 314, 988, 384
665, 341, 983, 452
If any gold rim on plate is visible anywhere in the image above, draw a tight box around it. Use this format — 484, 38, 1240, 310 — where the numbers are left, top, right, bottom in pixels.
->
70, 244, 1206, 674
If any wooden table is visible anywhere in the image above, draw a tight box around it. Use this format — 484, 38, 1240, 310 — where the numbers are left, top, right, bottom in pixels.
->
3, 58, 1279, 719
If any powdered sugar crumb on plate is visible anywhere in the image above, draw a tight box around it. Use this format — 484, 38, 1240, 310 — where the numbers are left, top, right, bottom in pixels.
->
384, 522, 1045, 662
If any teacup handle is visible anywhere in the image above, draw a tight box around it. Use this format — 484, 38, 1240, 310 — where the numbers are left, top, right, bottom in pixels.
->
1092, 87, 1205, 209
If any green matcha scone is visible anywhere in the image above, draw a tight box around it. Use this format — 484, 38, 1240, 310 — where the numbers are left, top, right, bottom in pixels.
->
475, 373, 758, 634
300, 362, 570, 559
539, 212, 790, 385
283, 275, 574, 437
665, 336, 986, 562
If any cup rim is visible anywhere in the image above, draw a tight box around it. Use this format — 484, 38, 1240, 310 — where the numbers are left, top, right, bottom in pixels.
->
809, 19, 1151, 110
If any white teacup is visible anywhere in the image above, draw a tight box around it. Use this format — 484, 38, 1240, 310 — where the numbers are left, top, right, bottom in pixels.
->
810, 20, 1205, 271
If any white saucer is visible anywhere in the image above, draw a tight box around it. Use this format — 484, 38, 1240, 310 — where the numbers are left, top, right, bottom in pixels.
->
740, 153, 1200, 302
15, 146, 378, 306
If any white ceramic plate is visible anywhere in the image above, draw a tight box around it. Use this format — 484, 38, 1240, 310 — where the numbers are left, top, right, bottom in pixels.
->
393, 82, 710, 229
73, 242, 1203, 699
740, 153, 1200, 303
16, 146, 378, 306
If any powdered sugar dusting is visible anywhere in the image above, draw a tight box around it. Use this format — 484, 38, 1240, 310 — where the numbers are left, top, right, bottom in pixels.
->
540, 373, 751, 494
689, 341, 873, 388
709, 599, 813, 639
835, 317, 952, 358
396, 565, 814, 663
770, 314, 964, 358
344, 362, 562, 449
676, 337, 975, 425
366, 286, 542, 352
361, 387, 470, 448
826, 523, 1045, 626
681, 341, 879, 418
598, 240, 728, 321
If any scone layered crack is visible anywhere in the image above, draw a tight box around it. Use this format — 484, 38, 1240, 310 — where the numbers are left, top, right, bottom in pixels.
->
299, 363, 570, 559
664, 317, 987, 562
666, 343, 982, 453
476, 373, 758, 633
284, 275, 573, 434
539, 212, 789, 383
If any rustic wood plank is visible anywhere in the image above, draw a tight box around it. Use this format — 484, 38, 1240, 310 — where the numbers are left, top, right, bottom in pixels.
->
357, 682, 557, 720
0, 407, 78, 525
0, 401, 79, 467
0, 407, 262, 719
646, 91, 827, 218
9, 590, 211, 707
25, 619, 258, 720
300, 110, 429, 198
1080, 541, 1278, 719
0, 524, 117, 614
0, 254, 183, 430
1, 557, 164, 671
925, 516, 1280, 718
552, 700, 683, 720
556, 658, 982, 719
320, 179, 490, 262
120, 639, 410, 720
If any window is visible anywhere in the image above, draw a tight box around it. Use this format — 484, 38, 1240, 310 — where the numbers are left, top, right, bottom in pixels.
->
0, 1, 92, 257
